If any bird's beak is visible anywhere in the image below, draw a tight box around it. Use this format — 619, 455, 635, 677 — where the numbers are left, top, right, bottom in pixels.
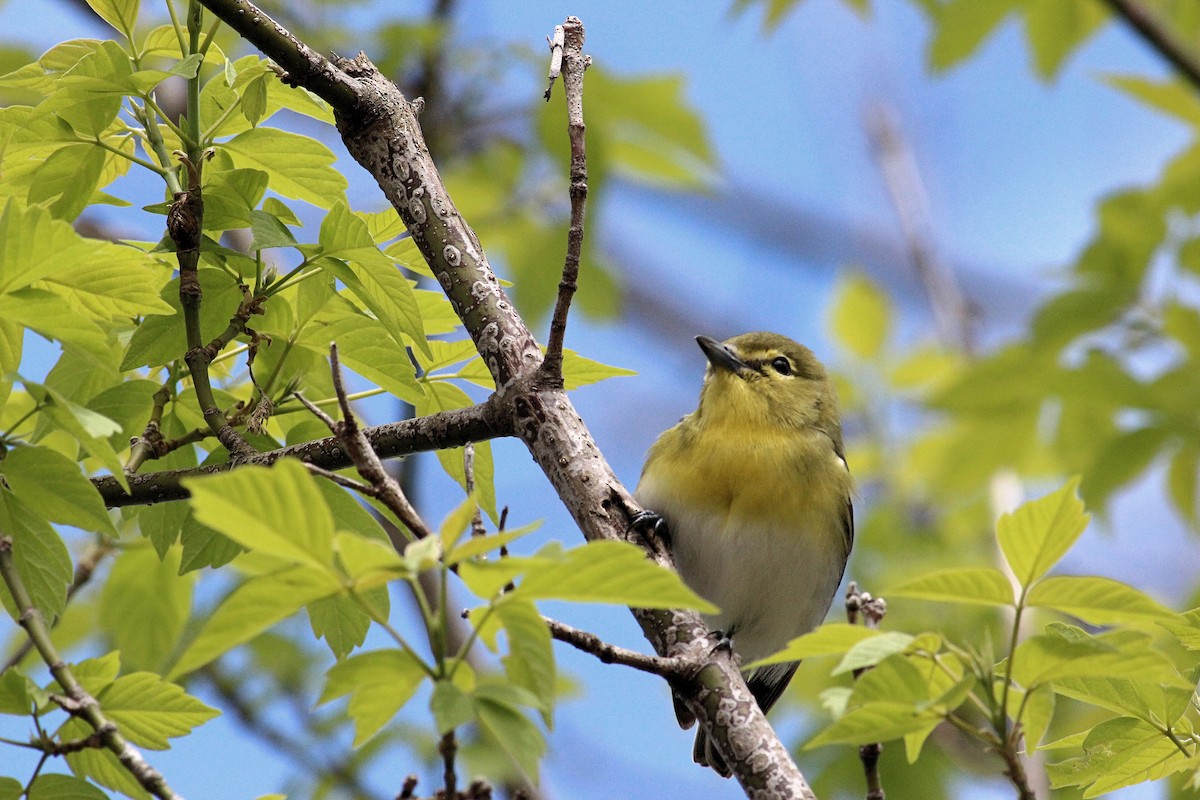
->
696, 335, 748, 376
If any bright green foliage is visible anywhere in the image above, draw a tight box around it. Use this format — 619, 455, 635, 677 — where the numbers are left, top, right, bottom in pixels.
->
799, 481, 1200, 795
923, 0, 1106, 81
320, 650, 428, 746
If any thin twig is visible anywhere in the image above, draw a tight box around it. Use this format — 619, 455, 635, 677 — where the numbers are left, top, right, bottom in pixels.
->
125, 382, 173, 474
543, 24, 564, 101
1, 543, 115, 672
846, 582, 887, 800
1101, 0, 1200, 93
543, 616, 689, 678
463, 444, 487, 538
440, 729, 458, 799
0, 538, 183, 800
541, 16, 589, 381
296, 345, 435, 541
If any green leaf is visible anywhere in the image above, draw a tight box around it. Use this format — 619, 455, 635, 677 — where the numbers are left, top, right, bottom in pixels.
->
27, 773, 109, 800
829, 271, 891, 359
0, 203, 172, 317
748, 623, 882, 667
0, 667, 42, 715
438, 494, 480, 554
1, 444, 116, 535
1026, 575, 1175, 625
63, 736, 148, 800
496, 598, 556, 720
1010, 631, 1186, 690
833, 632, 919, 676
168, 566, 339, 679
927, 0, 1021, 72
317, 201, 426, 353
0, 492, 71, 624
333, 531, 407, 587
1105, 74, 1200, 127
559, 348, 636, 389
474, 683, 547, 780
847, 654, 931, 706
302, 308, 424, 404
807, 701, 942, 748
887, 567, 1014, 607
1053, 675, 1193, 727
85, 0, 139, 39
307, 592, 372, 659
28, 381, 126, 486
202, 167, 268, 231
241, 73, 268, 126
0, 777, 24, 800
178, 509, 243, 572
1081, 427, 1170, 510
183, 460, 335, 569
319, 649, 428, 746
539, 68, 713, 190
222, 127, 347, 208
514, 540, 717, 612
1046, 716, 1191, 797
445, 522, 541, 566
997, 478, 1089, 588
248, 209, 297, 250
1022, 0, 1107, 81
0, 292, 102, 360
27, 144, 107, 222
98, 546, 192, 672
96, 672, 219, 750
431, 680, 475, 734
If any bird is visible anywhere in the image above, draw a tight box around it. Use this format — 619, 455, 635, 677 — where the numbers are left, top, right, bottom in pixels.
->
634, 332, 853, 777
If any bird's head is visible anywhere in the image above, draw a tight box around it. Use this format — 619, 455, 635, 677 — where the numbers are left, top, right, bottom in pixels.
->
694, 332, 838, 431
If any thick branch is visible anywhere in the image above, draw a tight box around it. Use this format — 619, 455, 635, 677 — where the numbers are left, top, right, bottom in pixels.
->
191, 0, 361, 108
1101, 0, 1200, 93
196, 3, 817, 794
93, 399, 510, 507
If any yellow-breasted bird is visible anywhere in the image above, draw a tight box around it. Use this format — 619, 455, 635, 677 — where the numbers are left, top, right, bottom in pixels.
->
634, 332, 853, 777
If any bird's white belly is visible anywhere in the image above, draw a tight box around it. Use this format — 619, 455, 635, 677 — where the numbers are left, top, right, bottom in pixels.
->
640, 492, 846, 664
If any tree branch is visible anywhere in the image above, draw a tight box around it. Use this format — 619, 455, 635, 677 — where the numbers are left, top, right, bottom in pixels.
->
846, 583, 887, 800
192, 0, 361, 108
540, 16, 588, 380
93, 399, 511, 507
196, 3, 818, 794
0, 538, 183, 800
544, 616, 689, 678
1101, 0, 1200, 93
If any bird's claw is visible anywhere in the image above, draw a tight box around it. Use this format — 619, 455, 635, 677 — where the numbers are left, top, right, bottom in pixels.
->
710, 629, 734, 654
630, 509, 671, 547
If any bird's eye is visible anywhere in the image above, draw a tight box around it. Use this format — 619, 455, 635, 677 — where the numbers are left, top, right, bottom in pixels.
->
771, 357, 792, 376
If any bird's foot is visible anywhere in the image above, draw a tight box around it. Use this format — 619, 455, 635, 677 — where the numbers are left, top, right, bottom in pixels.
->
629, 509, 671, 548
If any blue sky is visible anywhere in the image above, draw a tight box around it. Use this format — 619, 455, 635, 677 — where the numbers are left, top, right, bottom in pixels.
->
1, 1, 1194, 798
